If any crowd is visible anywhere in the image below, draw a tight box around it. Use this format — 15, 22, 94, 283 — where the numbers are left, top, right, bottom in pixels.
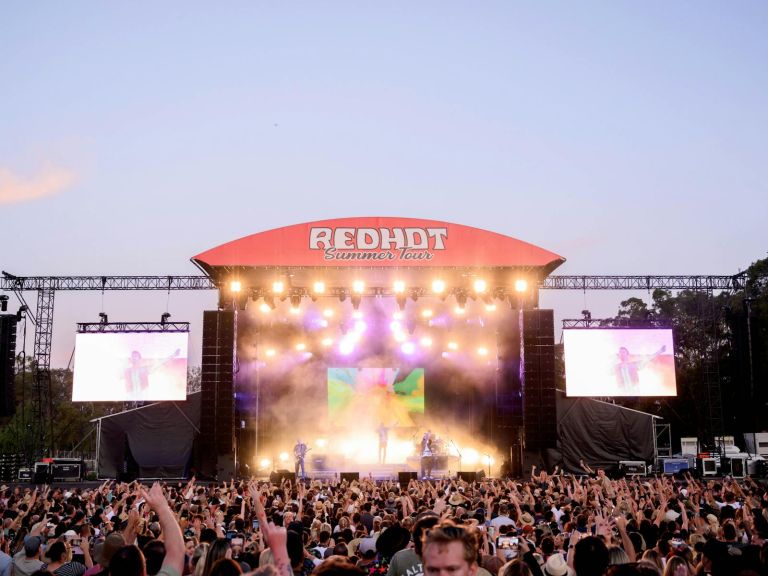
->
1, 465, 767, 576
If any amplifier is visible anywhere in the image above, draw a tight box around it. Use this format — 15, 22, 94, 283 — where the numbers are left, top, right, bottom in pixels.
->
722, 456, 747, 479
698, 457, 718, 477
619, 461, 646, 475
662, 458, 691, 474
52, 462, 82, 482
17, 468, 32, 481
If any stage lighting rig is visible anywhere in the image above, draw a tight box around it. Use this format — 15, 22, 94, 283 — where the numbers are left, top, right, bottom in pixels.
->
161, 312, 171, 324
289, 292, 302, 309
581, 309, 592, 321
455, 290, 468, 309
16, 304, 27, 321
99, 312, 108, 324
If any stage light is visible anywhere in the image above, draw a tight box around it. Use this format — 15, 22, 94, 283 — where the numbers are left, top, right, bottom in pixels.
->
389, 320, 401, 332
289, 293, 302, 309
420, 336, 433, 347
352, 310, 364, 319
454, 306, 466, 315
473, 279, 487, 293
230, 280, 242, 293
278, 452, 289, 463
354, 320, 367, 333
393, 311, 404, 320
313, 281, 326, 294
485, 303, 497, 312
432, 279, 446, 294
321, 337, 334, 347
351, 294, 362, 310
463, 448, 479, 465
289, 306, 300, 315
259, 303, 271, 313
323, 308, 334, 318
447, 341, 459, 350
477, 346, 489, 356
353, 280, 365, 293
272, 280, 285, 294
455, 290, 468, 309
259, 458, 271, 469
99, 312, 109, 324
263, 295, 276, 310
339, 338, 355, 355
295, 342, 306, 351
514, 279, 528, 293
393, 280, 406, 293
319, 319, 329, 328
401, 342, 415, 354
265, 348, 276, 357
316, 438, 328, 448
394, 331, 407, 343
421, 309, 434, 318
396, 294, 407, 311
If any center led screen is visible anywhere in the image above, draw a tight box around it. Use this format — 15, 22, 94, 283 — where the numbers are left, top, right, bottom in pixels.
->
327, 367, 425, 426
563, 328, 676, 397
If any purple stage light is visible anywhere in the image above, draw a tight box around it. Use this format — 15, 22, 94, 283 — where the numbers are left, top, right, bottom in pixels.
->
401, 342, 415, 354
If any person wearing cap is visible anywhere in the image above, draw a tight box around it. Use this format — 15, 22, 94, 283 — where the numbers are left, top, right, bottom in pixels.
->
12, 535, 45, 576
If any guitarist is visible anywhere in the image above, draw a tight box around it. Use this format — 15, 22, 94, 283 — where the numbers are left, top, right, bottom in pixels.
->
294, 439, 309, 478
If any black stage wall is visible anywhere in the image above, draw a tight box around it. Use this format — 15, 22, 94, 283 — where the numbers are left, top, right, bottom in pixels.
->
96, 392, 201, 479
553, 391, 656, 473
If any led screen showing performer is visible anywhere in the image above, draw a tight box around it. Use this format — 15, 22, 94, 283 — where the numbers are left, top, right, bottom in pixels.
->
563, 328, 676, 397
327, 367, 425, 426
73, 332, 188, 401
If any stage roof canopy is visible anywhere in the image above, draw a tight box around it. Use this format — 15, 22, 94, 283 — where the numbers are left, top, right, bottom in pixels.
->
192, 218, 565, 293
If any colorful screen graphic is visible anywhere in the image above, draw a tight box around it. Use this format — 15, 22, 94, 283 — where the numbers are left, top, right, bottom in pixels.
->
563, 329, 676, 397
327, 367, 425, 426
73, 332, 189, 401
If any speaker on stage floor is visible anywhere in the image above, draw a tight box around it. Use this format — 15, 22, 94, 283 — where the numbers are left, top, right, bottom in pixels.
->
398, 471, 417, 485
340, 472, 359, 483
269, 470, 296, 484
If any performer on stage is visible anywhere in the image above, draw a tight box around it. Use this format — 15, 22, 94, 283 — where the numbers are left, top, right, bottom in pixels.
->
420, 430, 434, 479
377, 422, 389, 464
294, 439, 308, 478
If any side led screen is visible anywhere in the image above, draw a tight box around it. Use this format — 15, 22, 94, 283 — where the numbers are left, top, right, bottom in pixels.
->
73, 332, 188, 401
563, 328, 676, 397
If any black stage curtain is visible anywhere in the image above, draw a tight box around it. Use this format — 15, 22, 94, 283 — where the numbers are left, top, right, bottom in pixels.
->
97, 392, 201, 478
555, 392, 655, 474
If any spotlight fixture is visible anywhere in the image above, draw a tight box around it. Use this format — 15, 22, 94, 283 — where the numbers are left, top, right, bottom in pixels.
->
455, 290, 468, 309
473, 279, 487, 294
421, 309, 434, 318
0, 295, 7, 312
272, 280, 285, 294
396, 294, 407, 311
230, 280, 242, 293
259, 302, 271, 313
161, 312, 171, 324
313, 281, 326, 295
447, 341, 459, 350
393, 280, 406, 293
477, 346, 489, 356
295, 342, 307, 351
99, 312, 109, 324
352, 280, 365, 294
323, 308, 334, 318
514, 279, 528, 293
581, 309, 592, 321
263, 295, 276, 310
265, 348, 276, 357
351, 294, 362, 310
485, 303, 497, 312
432, 279, 446, 294
289, 293, 302, 309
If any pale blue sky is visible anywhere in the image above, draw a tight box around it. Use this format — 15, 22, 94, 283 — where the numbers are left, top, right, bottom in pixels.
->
2, 2, 766, 366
